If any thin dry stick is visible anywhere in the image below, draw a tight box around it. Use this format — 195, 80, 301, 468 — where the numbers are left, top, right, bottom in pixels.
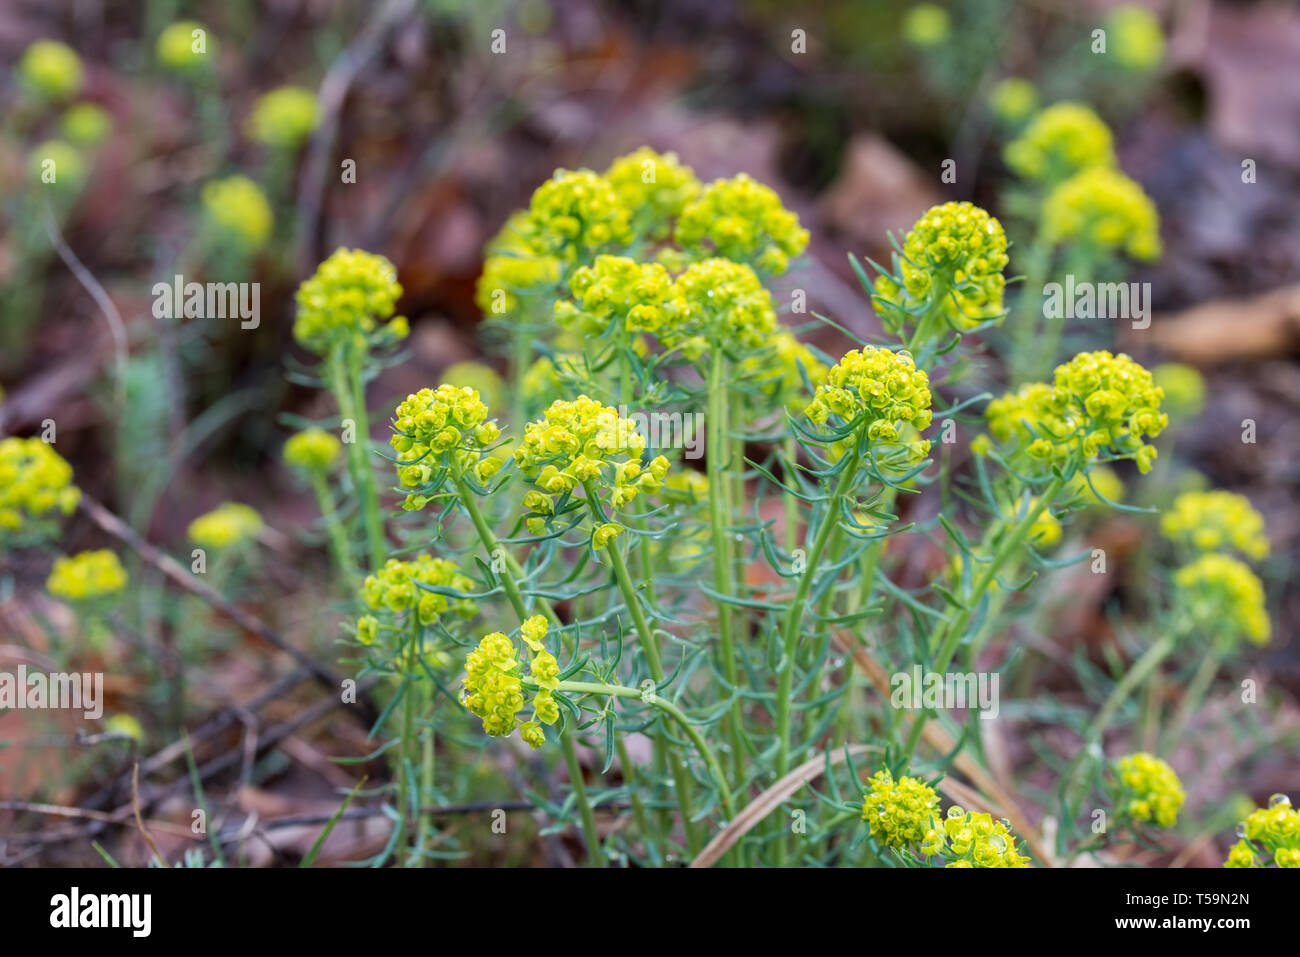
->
43, 202, 128, 414
78, 493, 369, 722
689, 745, 876, 868
132, 764, 166, 866
0, 800, 193, 839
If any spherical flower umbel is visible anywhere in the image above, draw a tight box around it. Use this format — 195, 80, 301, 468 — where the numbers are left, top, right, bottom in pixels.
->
1042, 166, 1161, 261
939, 806, 1032, 867
17, 40, 84, 102
283, 428, 343, 474
1107, 4, 1165, 73
462, 616, 561, 746
861, 769, 939, 850
201, 175, 272, 253
873, 201, 1009, 334
0, 437, 80, 537
1112, 753, 1185, 828
187, 502, 263, 550
604, 147, 700, 240
293, 248, 407, 354
675, 173, 809, 275
1225, 796, 1300, 868
805, 346, 933, 452
988, 77, 1038, 126
389, 384, 503, 509
1161, 490, 1269, 563
361, 554, 478, 624
157, 21, 213, 73
522, 168, 632, 262
666, 258, 779, 357
46, 550, 128, 601
1173, 553, 1270, 647
554, 255, 677, 338
474, 212, 563, 319
1004, 102, 1115, 183
246, 86, 318, 150
1043, 350, 1166, 473
60, 103, 112, 146
515, 396, 664, 498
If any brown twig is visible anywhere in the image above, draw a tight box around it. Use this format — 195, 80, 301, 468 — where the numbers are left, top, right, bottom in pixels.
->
132, 764, 166, 866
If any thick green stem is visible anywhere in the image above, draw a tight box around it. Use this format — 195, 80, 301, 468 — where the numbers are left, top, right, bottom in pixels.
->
414, 682, 435, 867
329, 346, 385, 570
561, 731, 604, 867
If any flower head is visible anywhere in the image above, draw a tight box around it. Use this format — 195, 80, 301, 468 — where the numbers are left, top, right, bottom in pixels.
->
1151, 363, 1205, 421
46, 550, 128, 601
1225, 795, 1300, 868
1173, 553, 1270, 647
462, 616, 560, 746
675, 174, 808, 275
805, 346, 933, 452
361, 554, 478, 623
554, 255, 676, 338
293, 248, 407, 354
157, 21, 213, 73
187, 503, 263, 550
861, 769, 940, 850
17, 40, 83, 101
989, 78, 1038, 126
1107, 5, 1165, 73
939, 806, 1032, 867
873, 201, 1009, 334
667, 258, 779, 357
604, 147, 699, 240
283, 428, 343, 474
389, 384, 503, 508
30, 140, 85, 192
522, 169, 632, 262
201, 175, 272, 253
993, 351, 1166, 473
60, 103, 112, 146
1161, 490, 1268, 563
1113, 752, 1184, 828
475, 212, 563, 319
0, 437, 80, 538
902, 4, 950, 48
246, 86, 318, 150
1042, 166, 1161, 261
1005, 102, 1114, 183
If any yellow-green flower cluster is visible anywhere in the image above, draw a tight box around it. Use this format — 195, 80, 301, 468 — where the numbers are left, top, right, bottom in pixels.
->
17, 40, 83, 101
1173, 553, 1270, 646
805, 347, 933, 454
46, 549, 128, 601
994, 351, 1166, 473
60, 103, 112, 146
246, 86, 318, 150
989, 78, 1038, 126
0, 437, 80, 535
515, 397, 669, 532
1107, 4, 1165, 73
1005, 102, 1114, 183
1225, 796, 1300, 868
360, 554, 478, 625
873, 201, 1009, 334
1161, 490, 1268, 562
293, 248, 408, 354
461, 615, 559, 746
605, 147, 699, 240
30, 140, 85, 192
1151, 363, 1205, 421
202, 175, 272, 253
667, 258, 779, 357
283, 428, 342, 474
157, 21, 213, 72
1043, 166, 1161, 261
860, 769, 940, 850
902, 4, 950, 48
188, 502, 263, 550
554, 255, 676, 337
523, 169, 632, 261
1113, 752, 1184, 828
474, 213, 563, 319
390, 384, 503, 508
675, 174, 808, 275
933, 806, 1032, 867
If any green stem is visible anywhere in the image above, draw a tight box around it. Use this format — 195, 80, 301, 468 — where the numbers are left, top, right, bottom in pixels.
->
561, 731, 603, 867
1163, 641, 1224, 753
414, 682, 435, 867
309, 470, 357, 587
329, 345, 385, 570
